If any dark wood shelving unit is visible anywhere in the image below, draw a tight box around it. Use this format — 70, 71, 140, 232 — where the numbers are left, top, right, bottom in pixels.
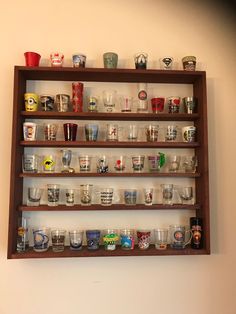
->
8, 66, 210, 259
18, 204, 201, 211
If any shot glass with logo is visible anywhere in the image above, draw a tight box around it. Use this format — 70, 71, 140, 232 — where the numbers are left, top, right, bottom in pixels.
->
51, 229, 66, 252
134, 52, 148, 69
143, 188, 153, 206
124, 189, 137, 205
22, 154, 40, 173
69, 230, 83, 250
32, 227, 50, 252
23, 122, 37, 141
40, 95, 54, 111
65, 189, 75, 206
167, 96, 181, 113
132, 155, 145, 172
24, 93, 39, 111
151, 97, 165, 113
183, 97, 197, 114
145, 125, 159, 142
182, 126, 197, 142
165, 125, 179, 142
120, 229, 135, 250
72, 54, 86, 68
80, 184, 93, 206
147, 153, 165, 172
47, 184, 60, 206
103, 229, 119, 251
50, 52, 64, 67
97, 156, 109, 173
86, 230, 101, 250
159, 57, 173, 70
44, 123, 58, 141
42, 155, 56, 172
161, 184, 174, 205
78, 155, 92, 172
85, 124, 99, 141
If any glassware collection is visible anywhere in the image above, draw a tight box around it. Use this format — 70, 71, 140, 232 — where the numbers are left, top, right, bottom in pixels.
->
17, 218, 203, 254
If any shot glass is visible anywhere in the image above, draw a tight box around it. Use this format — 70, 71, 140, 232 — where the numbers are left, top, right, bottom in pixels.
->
168, 155, 181, 172
151, 97, 165, 113
134, 52, 148, 69
27, 187, 43, 206
161, 184, 174, 205
61, 149, 74, 173
103, 229, 119, 251
159, 57, 173, 70
124, 189, 137, 205
114, 155, 126, 172
103, 90, 117, 112
50, 52, 64, 67
80, 184, 93, 206
147, 153, 165, 172
165, 125, 178, 142
24, 51, 41, 67
120, 96, 133, 112
17, 217, 29, 253
137, 230, 151, 250
120, 229, 135, 250
72, 54, 86, 68
24, 93, 39, 111
42, 155, 56, 172
86, 230, 101, 250
182, 56, 196, 71
145, 125, 159, 142
44, 123, 58, 141
132, 155, 145, 172
65, 189, 75, 206
183, 97, 197, 114
182, 156, 198, 173
32, 227, 50, 252
179, 186, 194, 205
56, 94, 70, 112
63, 123, 78, 141
182, 126, 197, 142
154, 228, 168, 250
143, 188, 153, 206
85, 124, 99, 141
106, 124, 119, 141
78, 155, 92, 172
47, 184, 60, 206
69, 230, 83, 250
40, 95, 54, 111
127, 124, 139, 141
23, 122, 37, 141
167, 97, 181, 113
22, 154, 39, 173
103, 52, 118, 69
100, 188, 114, 206
51, 229, 66, 252
97, 156, 109, 173
88, 96, 98, 112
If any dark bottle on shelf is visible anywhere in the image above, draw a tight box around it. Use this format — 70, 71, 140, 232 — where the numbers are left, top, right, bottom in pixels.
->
190, 217, 203, 249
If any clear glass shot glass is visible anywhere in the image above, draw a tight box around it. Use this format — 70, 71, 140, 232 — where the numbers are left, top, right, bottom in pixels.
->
154, 228, 168, 250
69, 230, 83, 250
51, 229, 66, 252
168, 155, 181, 172
27, 187, 43, 206
103, 90, 117, 112
161, 184, 174, 205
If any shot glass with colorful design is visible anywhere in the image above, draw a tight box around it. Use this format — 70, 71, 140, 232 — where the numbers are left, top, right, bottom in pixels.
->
137, 230, 151, 250
103, 229, 119, 251
120, 229, 135, 250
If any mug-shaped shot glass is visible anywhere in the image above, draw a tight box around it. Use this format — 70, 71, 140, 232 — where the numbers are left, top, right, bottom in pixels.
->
97, 155, 109, 173
169, 225, 192, 249
51, 229, 66, 252
182, 126, 197, 142
182, 56, 196, 71
47, 184, 60, 206
124, 189, 137, 206
154, 228, 168, 250
40, 95, 54, 111
55, 94, 70, 112
103, 229, 119, 251
132, 155, 145, 172
151, 97, 165, 113
32, 227, 50, 252
100, 188, 114, 206
168, 155, 181, 172
120, 96, 133, 112
159, 56, 174, 70
69, 230, 83, 250
145, 125, 159, 142
22, 154, 40, 173
80, 184, 93, 206
147, 153, 166, 172
143, 188, 153, 206
61, 149, 75, 173
63, 123, 78, 141
179, 186, 194, 205
182, 155, 198, 173
78, 155, 92, 172
165, 125, 178, 142
65, 189, 75, 206
161, 184, 174, 205
183, 96, 197, 114
72, 53, 86, 68
114, 155, 126, 172
167, 96, 181, 113
134, 52, 148, 69
85, 124, 99, 141
86, 230, 101, 250
103, 52, 118, 69
42, 155, 56, 172
120, 229, 135, 250
44, 123, 58, 141
24, 93, 39, 111
27, 187, 43, 206
137, 230, 151, 250
23, 122, 37, 141
103, 90, 117, 112
50, 52, 64, 67
127, 124, 139, 141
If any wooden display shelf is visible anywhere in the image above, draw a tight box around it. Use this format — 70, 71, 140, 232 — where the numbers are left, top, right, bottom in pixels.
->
10, 245, 209, 259
21, 111, 200, 121
18, 204, 201, 211
20, 172, 200, 178
20, 140, 200, 148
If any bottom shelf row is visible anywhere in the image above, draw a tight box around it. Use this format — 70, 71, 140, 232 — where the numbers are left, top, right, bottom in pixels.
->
12, 246, 208, 259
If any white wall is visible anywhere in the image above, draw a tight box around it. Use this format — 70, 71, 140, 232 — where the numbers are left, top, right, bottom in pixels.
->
0, 1, 235, 314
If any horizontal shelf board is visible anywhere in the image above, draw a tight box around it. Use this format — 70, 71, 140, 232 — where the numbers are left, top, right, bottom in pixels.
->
20, 140, 200, 148
10, 245, 209, 259
16, 66, 206, 84
19, 204, 201, 211
21, 111, 199, 121
20, 172, 200, 178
